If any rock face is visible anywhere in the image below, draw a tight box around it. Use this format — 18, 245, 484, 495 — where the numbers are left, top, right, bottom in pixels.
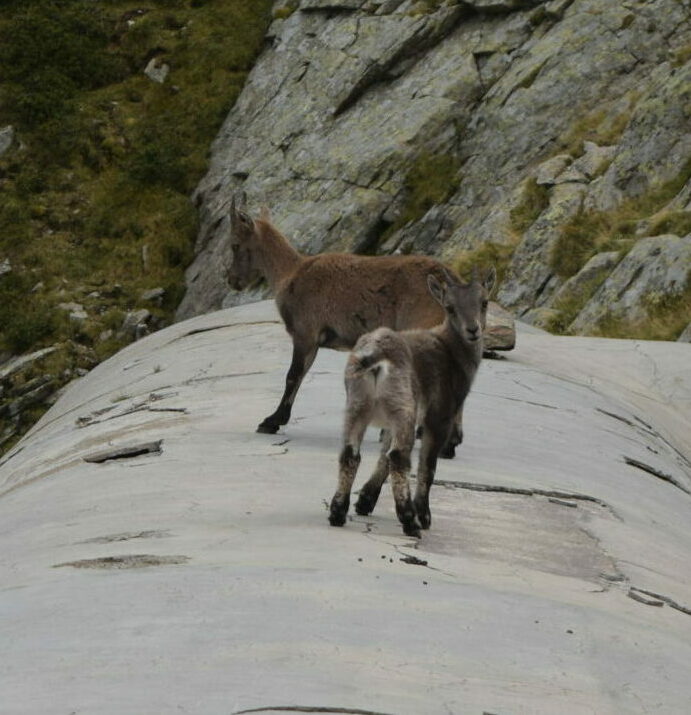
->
178, 0, 691, 339
570, 234, 691, 333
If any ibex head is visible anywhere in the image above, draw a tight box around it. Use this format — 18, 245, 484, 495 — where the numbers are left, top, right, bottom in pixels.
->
227, 192, 262, 291
427, 266, 496, 344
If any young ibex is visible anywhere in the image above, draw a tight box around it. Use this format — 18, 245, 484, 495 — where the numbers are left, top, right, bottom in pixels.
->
228, 193, 472, 457
329, 267, 495, 537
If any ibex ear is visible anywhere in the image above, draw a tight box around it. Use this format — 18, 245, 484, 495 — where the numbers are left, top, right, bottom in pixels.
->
230, 190, 247, 217
259, 206, 271, 221
483, 265, 497, 295
427, 274, 446, 305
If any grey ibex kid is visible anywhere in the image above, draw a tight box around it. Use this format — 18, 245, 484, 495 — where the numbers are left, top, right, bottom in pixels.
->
329, 267, 495, 537
228, 193, 469, 457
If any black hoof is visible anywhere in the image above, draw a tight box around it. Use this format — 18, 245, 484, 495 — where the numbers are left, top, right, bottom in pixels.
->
355, 488, 380, 516
256, 420, 280, 434
415, 499, 431, 529
329, 495, 349, 527
329, 512, 347, 527
403, 521, 422, 538
439, 444, 456, 459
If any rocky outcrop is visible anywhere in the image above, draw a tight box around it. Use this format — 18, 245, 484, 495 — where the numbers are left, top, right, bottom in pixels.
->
569, 234, 691, 334
178, 0, 691, 338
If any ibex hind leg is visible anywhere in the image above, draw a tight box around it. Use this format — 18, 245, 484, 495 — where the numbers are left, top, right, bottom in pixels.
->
355, 431, 391, 516
388, 446, 420, 538
329, 415, 367, 528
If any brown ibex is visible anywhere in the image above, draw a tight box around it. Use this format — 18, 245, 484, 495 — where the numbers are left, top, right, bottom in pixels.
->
228, 193, 471, 456
329, 267, 494, 537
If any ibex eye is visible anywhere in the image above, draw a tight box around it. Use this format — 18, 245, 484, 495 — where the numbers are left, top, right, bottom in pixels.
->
446, 306, 455, 315
482, 300, 488, 309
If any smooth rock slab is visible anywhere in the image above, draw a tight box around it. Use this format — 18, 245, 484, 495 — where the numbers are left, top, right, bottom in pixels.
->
1, 301, 690, 714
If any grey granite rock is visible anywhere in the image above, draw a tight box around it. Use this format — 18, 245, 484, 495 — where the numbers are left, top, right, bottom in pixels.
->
3, 300, 691, 713
570, 235, 691, 333
549, 250, 621, 308
178, 0, 691, 335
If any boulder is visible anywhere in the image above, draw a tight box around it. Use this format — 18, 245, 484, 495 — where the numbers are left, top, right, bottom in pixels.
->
119, 309, 152, 341
485, 301, 516, 350
0, 125, 14, 156
144, 57, 170, 84
678, 322, 691, 343
140, 287, 166, 306
58, 302, 88, 322
0, 347, 57, 383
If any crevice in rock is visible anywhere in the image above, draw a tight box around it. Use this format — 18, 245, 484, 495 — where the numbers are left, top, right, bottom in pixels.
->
83, 439, 163, 464
234, 707, 395, 715
623, 456, 691, 496
352, 213, 394, 255
628, 586, 691, 616
77, 404, 187, 428
170, 319, 280, 343
333, 7, 467, 117
79, 530, 171, 544
434, 479, 619, 517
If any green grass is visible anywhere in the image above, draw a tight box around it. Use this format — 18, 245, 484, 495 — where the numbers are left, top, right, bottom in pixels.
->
593, 278, 691, 341
550, 158, 691, 279
0, 0, 273, 453
452, 239, 518, 295
556, 93, 639, 157
509, 177, 550, 234
382, 151, 462, 245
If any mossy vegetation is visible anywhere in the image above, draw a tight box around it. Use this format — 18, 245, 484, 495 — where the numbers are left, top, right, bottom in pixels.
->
386, 151, 462, 239
0, 0, 273, 452
509, 177, 550, 234
408, 0, 455, 16
550, 159, 691, 279
452, 239, 518, 295
273, 1, 299, 19
557, 93, 639, 157
594, 278, 691, 341
543, 275, 608, 335
671, 44, 691, 68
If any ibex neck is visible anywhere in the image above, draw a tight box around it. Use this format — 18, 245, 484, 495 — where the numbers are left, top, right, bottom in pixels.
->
255, 220, 302, 291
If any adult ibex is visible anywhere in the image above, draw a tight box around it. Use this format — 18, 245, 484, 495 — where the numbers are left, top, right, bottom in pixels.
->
329, 267, 494, 537
228, 194, 474, 456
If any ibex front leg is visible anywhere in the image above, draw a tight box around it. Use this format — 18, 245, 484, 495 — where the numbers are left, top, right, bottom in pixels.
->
414, 417, 451, 529
257, 338, 317, 434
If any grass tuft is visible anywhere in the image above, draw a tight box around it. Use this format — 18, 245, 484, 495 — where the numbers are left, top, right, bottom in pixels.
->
509, 177, 550, 234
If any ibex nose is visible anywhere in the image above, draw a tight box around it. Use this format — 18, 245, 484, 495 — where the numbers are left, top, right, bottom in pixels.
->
467, 324, 480, 340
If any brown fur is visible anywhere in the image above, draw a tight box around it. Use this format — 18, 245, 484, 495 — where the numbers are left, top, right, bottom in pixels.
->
229, 194, 461, 443
329, 270, 495, 537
